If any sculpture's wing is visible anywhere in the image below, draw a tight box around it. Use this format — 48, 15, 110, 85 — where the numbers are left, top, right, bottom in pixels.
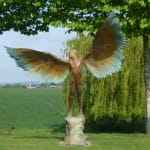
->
83, 12, 126, 78
5, 47, 70, 83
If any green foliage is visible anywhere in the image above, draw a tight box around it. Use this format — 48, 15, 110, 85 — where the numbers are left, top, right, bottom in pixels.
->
1, 0, 149, 38
63, 35, 146, 132
84, 37, 146, 132
64, 33, 93, 57
120, 0, 150, 37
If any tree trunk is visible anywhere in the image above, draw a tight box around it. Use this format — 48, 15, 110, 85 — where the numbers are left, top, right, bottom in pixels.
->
143, 34, 150, 134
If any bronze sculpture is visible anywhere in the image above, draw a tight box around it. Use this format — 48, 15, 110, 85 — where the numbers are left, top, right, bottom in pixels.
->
5, 12, 126, 117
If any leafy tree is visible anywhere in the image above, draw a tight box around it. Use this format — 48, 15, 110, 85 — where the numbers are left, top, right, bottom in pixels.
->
120, 0, 150, 133
0, 1, 149, 35
0, 0, 127, 35
64, 35, 146, 132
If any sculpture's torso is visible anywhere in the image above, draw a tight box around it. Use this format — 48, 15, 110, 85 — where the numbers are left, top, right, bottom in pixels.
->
69, 58, 83, 83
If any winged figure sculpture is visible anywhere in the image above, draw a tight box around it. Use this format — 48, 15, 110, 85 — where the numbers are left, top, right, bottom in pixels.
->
5, 12, 126, 117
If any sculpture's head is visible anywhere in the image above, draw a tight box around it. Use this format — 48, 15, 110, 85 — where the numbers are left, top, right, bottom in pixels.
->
69, 49, 78, 59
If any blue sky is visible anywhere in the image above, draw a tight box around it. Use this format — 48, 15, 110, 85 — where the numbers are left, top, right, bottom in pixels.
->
0, 27, 76, 83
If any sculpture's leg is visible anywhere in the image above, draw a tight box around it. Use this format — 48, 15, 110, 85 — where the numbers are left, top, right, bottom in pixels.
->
68, 80, 76, 116
77, 88, 83, 116
76, 79, 83, 116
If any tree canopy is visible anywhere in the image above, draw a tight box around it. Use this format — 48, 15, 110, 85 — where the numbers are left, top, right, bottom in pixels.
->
1, 0, 150, 37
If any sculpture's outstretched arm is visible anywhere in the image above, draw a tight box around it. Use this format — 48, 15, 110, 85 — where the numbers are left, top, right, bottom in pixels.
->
5, 47, 70, 83
83, 12, 127, 78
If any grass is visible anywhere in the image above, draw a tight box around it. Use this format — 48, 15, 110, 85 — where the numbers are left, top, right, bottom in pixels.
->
0, 88, 150, 150
0, 87, 66, 129
0, 129, 150, 150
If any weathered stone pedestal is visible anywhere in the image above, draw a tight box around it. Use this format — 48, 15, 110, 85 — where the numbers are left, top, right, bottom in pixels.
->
60, 116, 90, 146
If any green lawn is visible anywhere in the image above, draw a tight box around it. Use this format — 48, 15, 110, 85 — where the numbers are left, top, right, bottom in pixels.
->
0, 130, 150, 150
0, 88, 66, 129
0, 88, 150, 150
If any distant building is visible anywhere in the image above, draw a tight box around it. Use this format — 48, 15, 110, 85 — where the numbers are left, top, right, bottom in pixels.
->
26, 82, 36, 89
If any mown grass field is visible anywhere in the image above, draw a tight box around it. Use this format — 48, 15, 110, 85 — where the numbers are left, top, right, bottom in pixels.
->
0, 88, 150, 150
0, 87, 65, 129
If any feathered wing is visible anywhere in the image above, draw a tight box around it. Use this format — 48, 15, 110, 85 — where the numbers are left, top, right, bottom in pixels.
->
83, 12, 127, 78
5, 47, 70, 83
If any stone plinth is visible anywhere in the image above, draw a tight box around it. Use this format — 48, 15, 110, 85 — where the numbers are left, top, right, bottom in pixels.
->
60, 116, 90, 146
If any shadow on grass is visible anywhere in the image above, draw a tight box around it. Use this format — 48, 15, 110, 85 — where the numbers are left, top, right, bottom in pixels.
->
14, 133, 64, 140
50, 124, 65, 133
17, 135, 64, 140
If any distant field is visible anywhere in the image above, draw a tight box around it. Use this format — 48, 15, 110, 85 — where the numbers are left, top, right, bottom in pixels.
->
0, 87, 66, 129
1, 88, 150, 150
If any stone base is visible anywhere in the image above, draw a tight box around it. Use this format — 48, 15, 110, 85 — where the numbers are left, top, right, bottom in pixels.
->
60, 116, 90, 146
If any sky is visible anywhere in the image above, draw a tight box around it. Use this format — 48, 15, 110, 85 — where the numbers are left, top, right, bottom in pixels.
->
0, 27, 76, 84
